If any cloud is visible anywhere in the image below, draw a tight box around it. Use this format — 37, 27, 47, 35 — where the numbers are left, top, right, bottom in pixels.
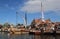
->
44, 0, 60, 11
20, 0, 41, 13
20, 0, 60, 13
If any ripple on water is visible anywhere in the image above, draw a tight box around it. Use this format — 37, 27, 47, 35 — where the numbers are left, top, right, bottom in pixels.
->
0, 32, 60, 39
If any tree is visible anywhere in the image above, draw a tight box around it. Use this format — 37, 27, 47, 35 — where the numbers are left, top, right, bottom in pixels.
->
17, 24, 21, 26
3, 22, 9, 27
0, 24, 3, 29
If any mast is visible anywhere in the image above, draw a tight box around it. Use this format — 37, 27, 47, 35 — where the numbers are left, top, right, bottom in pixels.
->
16, 11, 27, 28
16, 12, 18, 25
25, 12, 27, 28
41, 1, 45, 22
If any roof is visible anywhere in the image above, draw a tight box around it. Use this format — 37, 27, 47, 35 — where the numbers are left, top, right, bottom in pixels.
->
32, 19, 51, 24
55, 22, 60, 25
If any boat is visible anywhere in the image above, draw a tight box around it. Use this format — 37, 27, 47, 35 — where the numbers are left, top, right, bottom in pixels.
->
43, 29, 54, 35
9, 28, 29, 35
20, 29, 29, 34
29, 30, 41, 35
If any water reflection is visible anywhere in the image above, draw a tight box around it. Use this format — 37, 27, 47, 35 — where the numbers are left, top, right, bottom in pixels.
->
0, 32, 60, 39
33, 35, 41, 39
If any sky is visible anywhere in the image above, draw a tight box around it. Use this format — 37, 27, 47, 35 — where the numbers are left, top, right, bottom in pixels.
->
0, 0, 60, 25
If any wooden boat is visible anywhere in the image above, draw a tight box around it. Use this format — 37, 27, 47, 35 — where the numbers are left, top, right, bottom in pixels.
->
20, 29, 29, 34
29, 30, 41, 35
13, 32, 21, 34
10, 28, 29, 34
43, 29, 54, 35
35, 30, 41, 35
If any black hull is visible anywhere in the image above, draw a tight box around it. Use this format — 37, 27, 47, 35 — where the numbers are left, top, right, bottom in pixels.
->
29, 32, 35, 35
43, 32, 54, 35
29, 32, 41, 35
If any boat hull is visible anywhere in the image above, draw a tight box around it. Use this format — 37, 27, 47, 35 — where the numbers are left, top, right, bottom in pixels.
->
29, 30, 41, 35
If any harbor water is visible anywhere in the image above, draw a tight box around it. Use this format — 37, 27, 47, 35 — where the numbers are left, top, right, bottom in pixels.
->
0, 32, 60, 39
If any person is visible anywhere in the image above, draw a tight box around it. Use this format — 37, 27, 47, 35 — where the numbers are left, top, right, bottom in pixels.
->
53, 25, 57, 39
40, 27, 44, 35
